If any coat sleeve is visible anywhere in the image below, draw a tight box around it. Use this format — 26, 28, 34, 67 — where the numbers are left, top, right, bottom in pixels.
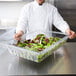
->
16, 5, 28, 33
52, 7, 70, 33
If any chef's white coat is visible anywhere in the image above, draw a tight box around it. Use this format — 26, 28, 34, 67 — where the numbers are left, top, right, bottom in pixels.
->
16, 1, 70, 39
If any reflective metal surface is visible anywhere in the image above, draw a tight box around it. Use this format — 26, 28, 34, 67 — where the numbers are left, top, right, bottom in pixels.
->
64, 43, 76, 74
0, 42, 76, 75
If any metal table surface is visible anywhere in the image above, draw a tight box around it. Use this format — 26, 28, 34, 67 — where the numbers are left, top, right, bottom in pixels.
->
0, 42, 76, 75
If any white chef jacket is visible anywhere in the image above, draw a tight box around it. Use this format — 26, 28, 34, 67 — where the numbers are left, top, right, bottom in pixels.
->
16, 1, 70, 39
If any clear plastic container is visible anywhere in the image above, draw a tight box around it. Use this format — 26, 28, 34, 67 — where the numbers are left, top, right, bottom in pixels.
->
0, 30, 68, 63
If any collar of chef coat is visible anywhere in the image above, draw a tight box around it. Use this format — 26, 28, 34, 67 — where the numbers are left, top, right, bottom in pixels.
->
33, 0, 46, 8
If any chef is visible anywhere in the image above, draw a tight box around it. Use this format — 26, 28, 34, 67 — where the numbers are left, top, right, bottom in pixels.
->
14, 0, 76, 40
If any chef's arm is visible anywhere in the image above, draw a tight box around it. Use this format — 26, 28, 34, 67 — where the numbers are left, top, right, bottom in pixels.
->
52, 7, 70, 33
52, 7, 76, 39
16, 5, 28, 34
14, 5, 28, 40
14, 31, 24, 41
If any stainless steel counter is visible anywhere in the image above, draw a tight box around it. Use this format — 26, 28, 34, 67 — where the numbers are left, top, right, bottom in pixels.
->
0, 42, 76, 75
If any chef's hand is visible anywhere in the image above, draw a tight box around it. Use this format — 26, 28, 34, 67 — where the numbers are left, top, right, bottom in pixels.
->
14, 31, 24, 41
65, 28, 76, 39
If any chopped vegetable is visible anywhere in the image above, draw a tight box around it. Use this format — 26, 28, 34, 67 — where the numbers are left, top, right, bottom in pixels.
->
15, 34, 61, 52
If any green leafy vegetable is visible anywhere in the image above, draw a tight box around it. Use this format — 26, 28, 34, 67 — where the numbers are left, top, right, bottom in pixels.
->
16, 34, 61, 52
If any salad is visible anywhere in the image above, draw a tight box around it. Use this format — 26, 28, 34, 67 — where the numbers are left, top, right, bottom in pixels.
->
15, 34, 61, 52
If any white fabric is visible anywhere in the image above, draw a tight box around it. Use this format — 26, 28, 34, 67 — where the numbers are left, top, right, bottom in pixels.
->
16, 1, 70, 34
